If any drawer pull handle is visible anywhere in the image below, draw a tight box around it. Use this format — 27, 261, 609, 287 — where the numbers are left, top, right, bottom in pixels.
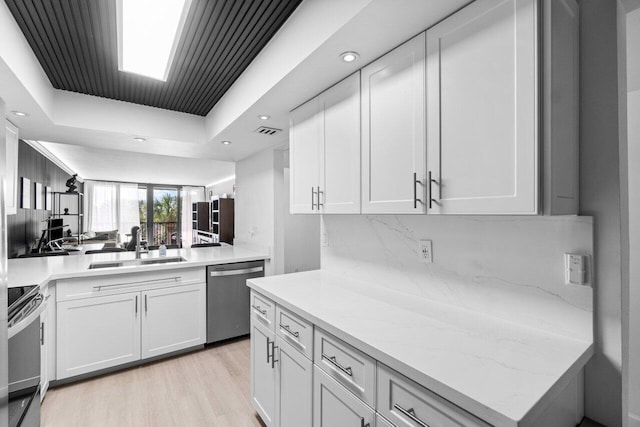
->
321, 353, 353, 377
252, 305, 267, 315
394, 404, 430, 427
279, 323, 300, 338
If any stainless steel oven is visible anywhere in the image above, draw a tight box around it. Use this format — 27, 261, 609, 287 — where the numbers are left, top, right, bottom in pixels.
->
8, 285, 44, 427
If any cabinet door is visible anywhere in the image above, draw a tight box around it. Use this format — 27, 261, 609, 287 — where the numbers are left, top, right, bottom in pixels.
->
57, 292, 141, 379
141, 283, 206, 359
290, 97, 322, 214
251, 319, 276, 426
320, 72, 361, 214
275, 337, 312, 427
362, 33, 426, 214
313, 365, 375, 427
426, 0, 538, 214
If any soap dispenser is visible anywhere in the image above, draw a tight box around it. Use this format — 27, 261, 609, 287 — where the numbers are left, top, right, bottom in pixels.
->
159, 241, 167, 257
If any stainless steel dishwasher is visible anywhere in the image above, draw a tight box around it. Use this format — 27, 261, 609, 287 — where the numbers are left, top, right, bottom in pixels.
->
206, 260, 265, 343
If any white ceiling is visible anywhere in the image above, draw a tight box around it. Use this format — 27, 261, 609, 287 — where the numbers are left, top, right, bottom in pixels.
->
0, 0, 470, 185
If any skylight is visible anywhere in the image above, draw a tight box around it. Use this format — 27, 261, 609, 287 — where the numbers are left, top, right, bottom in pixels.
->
117, 0, 192, 81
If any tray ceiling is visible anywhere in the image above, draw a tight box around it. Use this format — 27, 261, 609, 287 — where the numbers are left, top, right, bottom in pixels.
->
4, 0, 302, 116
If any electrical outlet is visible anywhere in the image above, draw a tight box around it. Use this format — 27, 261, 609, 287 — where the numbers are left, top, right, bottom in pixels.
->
564, 253, 589, 286
419, 240, 433, 263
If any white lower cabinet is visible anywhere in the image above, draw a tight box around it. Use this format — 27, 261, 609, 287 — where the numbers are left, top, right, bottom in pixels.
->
275, 336, 312, 427
141, 284, 206, 359
251, 300, 313, 427
377, 364, 490, 427
56, 274, 206, 381
57, 292, 141, 379
251, 319, 276, 426
313, 365, 375, 427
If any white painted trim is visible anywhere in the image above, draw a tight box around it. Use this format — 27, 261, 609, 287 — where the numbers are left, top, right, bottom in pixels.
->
22, 139, 82, 181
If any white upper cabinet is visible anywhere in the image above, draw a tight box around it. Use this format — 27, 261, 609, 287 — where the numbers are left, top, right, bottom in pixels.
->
361, 33, 426, 214
289, 73, 361, 214
320, 73, 361, 214
426, 0, 538, 214
290, 97, 322, 214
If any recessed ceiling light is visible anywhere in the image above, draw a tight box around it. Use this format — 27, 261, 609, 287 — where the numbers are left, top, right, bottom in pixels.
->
339, 51, 359, 63
133, 137, 146, 142
221, 140, 232, 145
11, 111, 29, 117
117, 0, 192, 81
258, 115, 270, 120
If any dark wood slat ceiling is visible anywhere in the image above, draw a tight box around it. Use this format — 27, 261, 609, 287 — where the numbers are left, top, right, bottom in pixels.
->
5, 0, 302, 116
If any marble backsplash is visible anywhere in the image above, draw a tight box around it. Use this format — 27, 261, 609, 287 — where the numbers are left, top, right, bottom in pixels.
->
321, 215, 593, 342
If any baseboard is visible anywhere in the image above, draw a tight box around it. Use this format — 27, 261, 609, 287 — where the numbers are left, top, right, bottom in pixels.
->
629, 412, 640, 427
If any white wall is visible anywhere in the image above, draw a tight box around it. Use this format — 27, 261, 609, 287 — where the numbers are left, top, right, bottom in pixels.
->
579, 1, 624, 425
626, 7, 640, 426
234, 148, 277, 276
206, 179, 235, 200
283, 167, 320, 274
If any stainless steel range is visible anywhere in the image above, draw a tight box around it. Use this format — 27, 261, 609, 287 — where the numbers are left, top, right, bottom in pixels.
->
8, 284, 44, 427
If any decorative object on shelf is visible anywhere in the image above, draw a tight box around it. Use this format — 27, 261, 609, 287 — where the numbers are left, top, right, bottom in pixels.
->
20, 177, 31, 209
34, 182, 43, 209
66, 229, 72, 237
63, 208, 69, 215
45, 186, 52, 210
65, 173, 78, 193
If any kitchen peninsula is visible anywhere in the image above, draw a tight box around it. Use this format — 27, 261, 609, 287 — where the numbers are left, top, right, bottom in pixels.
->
7, 245, 268, 399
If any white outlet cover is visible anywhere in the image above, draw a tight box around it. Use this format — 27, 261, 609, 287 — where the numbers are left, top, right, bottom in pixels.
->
419, 240, 433, 263
564, 253, 590, 287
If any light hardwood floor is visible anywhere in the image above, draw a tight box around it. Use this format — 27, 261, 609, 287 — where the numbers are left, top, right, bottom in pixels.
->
42, 337, 265, 427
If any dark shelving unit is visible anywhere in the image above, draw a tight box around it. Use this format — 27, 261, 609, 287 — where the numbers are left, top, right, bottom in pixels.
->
212, 198, 234, 244
52, 191, 84, 241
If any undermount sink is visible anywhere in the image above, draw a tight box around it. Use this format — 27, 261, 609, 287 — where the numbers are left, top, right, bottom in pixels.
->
88, 256, 186, 269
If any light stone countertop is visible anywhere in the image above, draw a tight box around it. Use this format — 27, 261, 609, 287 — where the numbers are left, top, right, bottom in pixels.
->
8, 245, 269, 288
247, 269, 594, 427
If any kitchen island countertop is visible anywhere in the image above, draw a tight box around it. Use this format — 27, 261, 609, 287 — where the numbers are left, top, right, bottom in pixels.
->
8, 245, 269, 288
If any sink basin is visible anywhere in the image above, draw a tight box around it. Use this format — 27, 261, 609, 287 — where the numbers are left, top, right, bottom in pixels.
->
88, 256, 186, 269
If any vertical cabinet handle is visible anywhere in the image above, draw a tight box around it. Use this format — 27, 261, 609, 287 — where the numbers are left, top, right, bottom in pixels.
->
311, 187, 317, 210
413, 173, 422, 208
135, 295, 138, 316
145, 295, 148, 314
360, 417, 370, 427
266, 338, 278, 368
271, 343, 279, 369
428, 171, 437, 209
317, 186, 323, 208
40, 322, 45, 346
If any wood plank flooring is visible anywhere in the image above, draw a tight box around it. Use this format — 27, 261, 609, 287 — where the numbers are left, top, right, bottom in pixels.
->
42, 337, 265, 427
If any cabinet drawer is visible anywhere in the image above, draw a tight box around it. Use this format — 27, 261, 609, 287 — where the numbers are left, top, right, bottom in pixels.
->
314, 328, 376, 407
377, 364, 490, 427
313, 365, 375, 427
56, 267, 204, 302
251, 291, 276, 329
275, 306, 313, 359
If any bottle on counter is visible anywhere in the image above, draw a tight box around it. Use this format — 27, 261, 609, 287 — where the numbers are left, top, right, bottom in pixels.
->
159, 241, 167, 257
